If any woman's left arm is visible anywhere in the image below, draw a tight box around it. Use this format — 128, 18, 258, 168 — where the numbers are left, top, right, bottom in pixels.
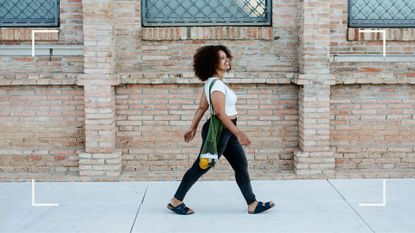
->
184, 90, 209, 142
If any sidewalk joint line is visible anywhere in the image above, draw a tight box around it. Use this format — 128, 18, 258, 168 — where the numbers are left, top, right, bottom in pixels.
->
129, 184, 149, 233
326, 179, 376, 233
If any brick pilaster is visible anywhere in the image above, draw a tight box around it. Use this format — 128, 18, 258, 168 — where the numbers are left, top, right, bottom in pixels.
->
82, 0, 115, 75
293, 0, 335, 176
293, 84, 334, 175
78, 0, 121, 179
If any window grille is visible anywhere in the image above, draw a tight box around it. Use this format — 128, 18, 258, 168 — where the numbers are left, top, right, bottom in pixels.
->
0, 0, 59, 27
142, 0, 271, 26
349, 0, 415, 28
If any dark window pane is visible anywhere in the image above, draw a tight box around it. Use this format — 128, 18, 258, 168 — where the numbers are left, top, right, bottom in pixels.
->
349, 0, 415, 28
0, 0, 59, 27
142, 0, 271, 26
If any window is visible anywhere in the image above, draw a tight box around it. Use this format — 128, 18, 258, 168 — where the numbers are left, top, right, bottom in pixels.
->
348, 0, 415, 28
0, 0, 60, 27
141, 0, 271, 27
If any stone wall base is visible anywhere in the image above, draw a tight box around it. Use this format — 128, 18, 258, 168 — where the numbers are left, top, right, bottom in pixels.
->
293, 149, 335, 175
79, 149, 122, 178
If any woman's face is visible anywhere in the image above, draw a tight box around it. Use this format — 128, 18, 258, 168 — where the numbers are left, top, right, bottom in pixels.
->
216, 50, 231, 72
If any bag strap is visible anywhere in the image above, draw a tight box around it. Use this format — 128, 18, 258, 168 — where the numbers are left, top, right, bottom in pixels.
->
208, 79, 217, 115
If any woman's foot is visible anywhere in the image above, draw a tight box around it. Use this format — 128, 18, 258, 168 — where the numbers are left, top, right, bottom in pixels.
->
168, 197, 194, 215
248, 200, 275, 214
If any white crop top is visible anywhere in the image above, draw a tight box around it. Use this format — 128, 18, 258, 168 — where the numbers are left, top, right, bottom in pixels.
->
204, 77, 238, 116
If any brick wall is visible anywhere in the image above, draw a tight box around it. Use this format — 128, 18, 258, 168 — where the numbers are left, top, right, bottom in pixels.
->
330, 0, 415, 78
0, 86, 84, 178
115, 84, 298, 180
109, 0, 301, 180
0, 57, 84, 75
1, 0, 415, 181
328, 0, 415, 178
0, 0, 83, 44
0, 0, 84, 75
332, 62, 415, 85
331, 84, 415, 171
330, 0, 415, 55
114, 0, 298, 75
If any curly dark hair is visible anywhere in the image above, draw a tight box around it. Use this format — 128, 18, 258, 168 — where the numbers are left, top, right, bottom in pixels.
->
193, 45, 233, 81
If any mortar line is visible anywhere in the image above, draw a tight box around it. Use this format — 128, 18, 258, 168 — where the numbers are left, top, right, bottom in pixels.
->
326, 179, 376, 233
129, 184, 149, 233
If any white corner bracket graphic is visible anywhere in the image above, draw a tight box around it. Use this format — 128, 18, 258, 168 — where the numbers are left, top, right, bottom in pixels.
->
358, 29, 386, 57
359, 179, 386, 207
31, 30, 59, 57
32, 179, 59, 207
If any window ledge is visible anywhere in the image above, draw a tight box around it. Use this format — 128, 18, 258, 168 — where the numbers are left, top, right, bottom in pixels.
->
118, 72, 293, 84
347, 28, 415, 41
0, 45, 84, 56
0, 28, 59, 41
331, 54, 415, 63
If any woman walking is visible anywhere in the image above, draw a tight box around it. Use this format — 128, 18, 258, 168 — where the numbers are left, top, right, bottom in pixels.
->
167, 45, 275, 215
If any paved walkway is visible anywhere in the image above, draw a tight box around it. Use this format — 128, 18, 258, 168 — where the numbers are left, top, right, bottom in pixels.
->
1, 179, 414, 233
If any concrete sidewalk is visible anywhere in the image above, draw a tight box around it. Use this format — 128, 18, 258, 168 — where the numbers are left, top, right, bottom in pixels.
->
0, 179, 414, 233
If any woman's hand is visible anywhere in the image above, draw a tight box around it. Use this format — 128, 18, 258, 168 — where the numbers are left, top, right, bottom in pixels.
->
235, 131, 252, 146
184, 128, 196, 143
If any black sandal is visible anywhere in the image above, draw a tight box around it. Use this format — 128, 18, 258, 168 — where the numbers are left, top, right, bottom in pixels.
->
167, 203, 194, 215
248, 201, 275, 214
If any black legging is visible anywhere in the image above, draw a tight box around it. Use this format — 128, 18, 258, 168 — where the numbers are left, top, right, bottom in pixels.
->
174, 118, 257, 205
